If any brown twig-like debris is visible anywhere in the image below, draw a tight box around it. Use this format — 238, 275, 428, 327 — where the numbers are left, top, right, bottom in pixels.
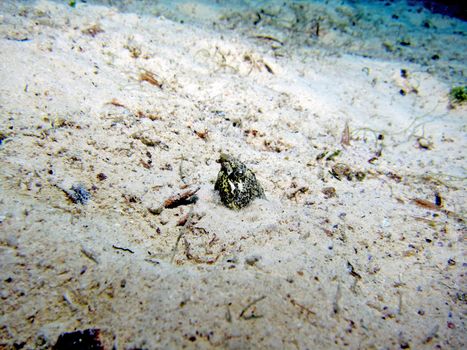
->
411, 198, 441, 211
139, 69, 163, 88
176, 213, 190, 226
239, 295, 266, 319
289, 297, 316, 318
82, 24, 104, 37
171, 207, 194, 263
140, 159, 152, 169
194, 129, 209, 140
107, 98, 127, 108
253, 35, 284, 45
208, 233, 218, 247
347, 261, 362, 279
163, 186, 200, 209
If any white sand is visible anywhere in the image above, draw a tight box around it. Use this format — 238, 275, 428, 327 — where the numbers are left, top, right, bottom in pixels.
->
0, 0, 465, 349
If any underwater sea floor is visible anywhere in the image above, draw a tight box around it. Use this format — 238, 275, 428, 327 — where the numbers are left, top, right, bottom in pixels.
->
0, 0, 466, 349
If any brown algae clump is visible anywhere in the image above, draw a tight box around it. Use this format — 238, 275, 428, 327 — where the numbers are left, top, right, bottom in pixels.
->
214, 154, 265, 209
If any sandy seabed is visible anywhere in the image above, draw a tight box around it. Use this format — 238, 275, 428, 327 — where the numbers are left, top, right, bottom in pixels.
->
0, 0, 465, 349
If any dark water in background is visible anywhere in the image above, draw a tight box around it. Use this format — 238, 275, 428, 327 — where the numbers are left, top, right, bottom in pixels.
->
419, 0, 466, 20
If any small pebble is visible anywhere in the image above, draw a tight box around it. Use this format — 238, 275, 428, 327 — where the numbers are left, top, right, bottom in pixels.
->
322, 187, 336, 199
417, 137, 432, 150
67, 184, 91, 205
96, 173, 107, 181
245, 255, 261, 266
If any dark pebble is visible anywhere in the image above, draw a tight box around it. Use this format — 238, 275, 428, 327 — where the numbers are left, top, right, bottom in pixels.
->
96, 173, 107, 181
53, 329, 103, 350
